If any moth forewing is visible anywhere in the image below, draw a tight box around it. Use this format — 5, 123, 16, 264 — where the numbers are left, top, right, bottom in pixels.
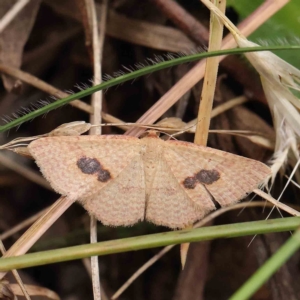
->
28, 135, 142, 199
164, 139, 271, 207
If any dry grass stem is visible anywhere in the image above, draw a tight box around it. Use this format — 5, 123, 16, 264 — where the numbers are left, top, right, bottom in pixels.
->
210, 95, 248, 118
0, 0, 30, 33
208, 130, 274, 150
82, 258, 109, 300
0, 240, 31, 299
254, 189, 300, 217
194, 0, 225, 145
107, 9, 196, 52
87, 0, 108, 298
180, 0, 226, 269
150, 0, 209, 43
0, 196, 75, 280
48, 2, 197, 52
186, 96, 248, 131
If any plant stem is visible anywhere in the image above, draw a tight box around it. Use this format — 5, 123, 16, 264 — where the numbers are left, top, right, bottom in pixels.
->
0, 217, 299, 271
230, 226, 300, 300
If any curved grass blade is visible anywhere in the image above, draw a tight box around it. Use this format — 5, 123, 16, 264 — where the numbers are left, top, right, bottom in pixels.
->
0, 45, 299, 133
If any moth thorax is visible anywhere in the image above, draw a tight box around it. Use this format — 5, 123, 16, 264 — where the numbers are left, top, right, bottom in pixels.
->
142, 138, 163, 193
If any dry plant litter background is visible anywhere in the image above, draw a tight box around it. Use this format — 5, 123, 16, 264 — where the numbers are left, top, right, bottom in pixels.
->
0, 0, 300, 299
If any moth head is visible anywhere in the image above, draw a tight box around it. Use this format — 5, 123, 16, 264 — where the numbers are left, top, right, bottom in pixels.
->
140, 130, 160, 139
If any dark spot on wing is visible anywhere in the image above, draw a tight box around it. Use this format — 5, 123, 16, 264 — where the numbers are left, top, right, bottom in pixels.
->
196, 169, 220, 185
77, 156, 111, 182
77, 157, 101, 174
183, 177, 197, 189
98, 169, 111, 182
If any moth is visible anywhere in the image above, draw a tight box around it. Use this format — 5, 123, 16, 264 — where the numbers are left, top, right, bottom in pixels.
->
28, 130, 271, 229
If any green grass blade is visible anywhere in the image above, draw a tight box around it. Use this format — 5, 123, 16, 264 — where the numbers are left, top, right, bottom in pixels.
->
230, 226, 300, 300
0, 45, 299, 133
0, 217, 299, 271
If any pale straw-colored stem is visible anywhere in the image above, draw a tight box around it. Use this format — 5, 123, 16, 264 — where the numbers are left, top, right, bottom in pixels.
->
194, 0, 225, 145
180, 0, 226, 269
87, 0, 108, 299
254, 189, 300, 217
0, 196, 75, 280
0, 0, 30, 33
